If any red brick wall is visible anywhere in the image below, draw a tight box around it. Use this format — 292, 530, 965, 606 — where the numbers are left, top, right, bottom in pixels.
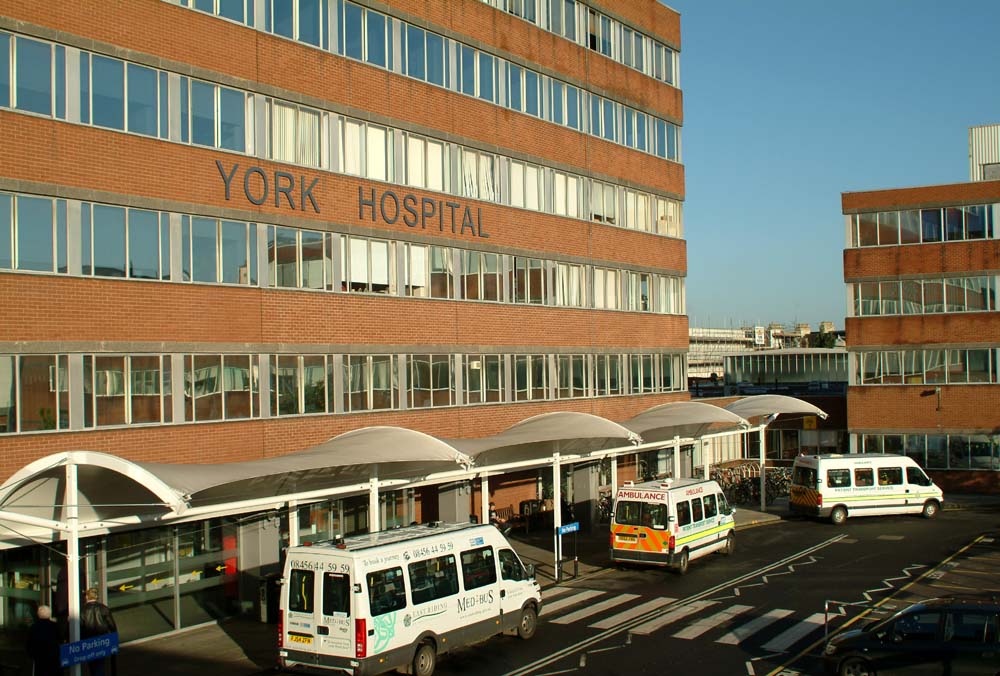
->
844, 241, 1000, 280
846, 314, 1000, 348
847, 386, 1000, 431
842, 180, 1000, 212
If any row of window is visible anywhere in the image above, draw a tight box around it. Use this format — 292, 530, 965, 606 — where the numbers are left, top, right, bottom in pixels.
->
161, 1, 682, 160
855, 348, 998, 386
0, 351, 687, 434
615, 491, 730, 529
0, 31, 684, 239
818, 465, 933, 490
860, 434, 999, 472
0, 192, 686, 313
477, 0, 678, 87
851, 276, 997, 317
849, 205, 998, 248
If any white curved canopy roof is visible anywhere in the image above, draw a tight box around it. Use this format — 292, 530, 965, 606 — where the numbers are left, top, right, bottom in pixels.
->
623, 401, 750, 442
725, 394, 829, 421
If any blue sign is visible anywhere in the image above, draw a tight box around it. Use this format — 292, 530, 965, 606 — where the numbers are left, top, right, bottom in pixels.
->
558, 522, 580, 535
60, 632, 119, 667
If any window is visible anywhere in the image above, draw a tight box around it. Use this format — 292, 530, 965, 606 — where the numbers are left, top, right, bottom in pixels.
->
16, 37, 52, 116
464, 354, 503, 404
703, 494, 718, 519
691, 498, 704, 522
126, 64, 158, 136
792, 466, 817, 488
595, 354, 621, 396
409, 355, 452, 408
893, 611, 941, 642
322, 573, 350, 616
514, 354, 547, 401
408, 554, 459, 605
675, 500, 691, 527
16, 195, 58, 273
945, 611, 996, 644
365, 9, 386, 67
343, 2, 363, 59
343, 236, 393, 294
288, 570, 314, 613
498, 549, 527, 581
906, 466, 931, 487
426, 33, 444, 86
877, 467, 903, 486
406, 25, 425, 80
460, 547, 496, 590
367, 567, 406, 616
827, 469, 851, 488
0, 33, 10, 109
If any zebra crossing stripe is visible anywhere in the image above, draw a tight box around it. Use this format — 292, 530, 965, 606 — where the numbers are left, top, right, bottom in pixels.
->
550, 593, 640, 625
760, 612, 826, 653
672, 604, 753, 640
716, 608, 794, 645
630, 600, 717, 636
588, 597, 676, 630
542, 587, 575, 601
539, 590, 604, 617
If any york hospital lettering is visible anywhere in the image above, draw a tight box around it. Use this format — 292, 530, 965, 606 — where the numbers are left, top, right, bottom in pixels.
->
216, 161, 320, 213
359, 187, 489, 238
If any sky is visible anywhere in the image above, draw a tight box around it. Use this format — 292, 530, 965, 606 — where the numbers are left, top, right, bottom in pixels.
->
667, 0, 1000, 330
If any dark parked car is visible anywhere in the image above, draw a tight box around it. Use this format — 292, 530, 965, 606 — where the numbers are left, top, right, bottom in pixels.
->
823, 597, 1000, 676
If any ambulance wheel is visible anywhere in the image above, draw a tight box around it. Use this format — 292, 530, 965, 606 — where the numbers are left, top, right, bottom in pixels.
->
830, 506, 848, 526
723, 532, 735, 556
412, 642, 436, 676
675, 548, 689, 575
517, 605, 537, 640
921, 500, 939, 519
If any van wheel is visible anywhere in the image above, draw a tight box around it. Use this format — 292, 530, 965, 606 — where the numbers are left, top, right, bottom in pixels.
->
675, 549, 689, 575
921, 500, 939, 519
722, 532, 735, 556
412, 642, 436, 676
517, 605, 537, 640
830, 506, 848, 526
838, 656, 875, 676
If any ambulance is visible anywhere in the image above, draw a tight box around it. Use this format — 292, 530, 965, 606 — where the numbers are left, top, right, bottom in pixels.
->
609, 478, 736, 575
789, 453, 944, 525
278, 522, 540, 676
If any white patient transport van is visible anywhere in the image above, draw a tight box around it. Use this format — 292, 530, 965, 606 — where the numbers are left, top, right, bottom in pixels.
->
610, 478, 736, 574
278, 522, 540, 676
789, 453, 944, 525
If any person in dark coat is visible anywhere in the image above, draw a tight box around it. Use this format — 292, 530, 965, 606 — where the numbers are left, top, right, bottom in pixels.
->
81, 588, 117, 676
26, 604, 62, 676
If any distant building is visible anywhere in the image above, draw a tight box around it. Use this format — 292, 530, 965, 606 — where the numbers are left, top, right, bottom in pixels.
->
969, 123, 1000, 181
842, 141, 1000, 491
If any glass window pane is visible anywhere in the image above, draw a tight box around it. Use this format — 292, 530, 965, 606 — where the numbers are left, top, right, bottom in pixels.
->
899, 210, 920, 244
877, 211, 899, 245
92, 55, 124, 129
344, 2, 363, 60
0, 33, 9, 109
566, 85, 578, 129
507, 64, 521, 111
269, 225, 298, 287
191, 81, 215, 147
524, 70, 538, 115
965, 205, 987, 239
16, 195, 53, 272
270, 101, 295, 162
191, 216, 218, 283
366, 10, 386, 67
298, 0, 322, 46
426, 32, 444, 86
302, 355, 326, 413
130, 355, 162, 424
945, 207, 964, 241
478, 53, 494, 102
365, 124, 387, 181
18, 355, 56, 431
126, 63, 158, 136
219, 0, 245, 21
921, 209, 942, 242
300, 230, 324, 289
220, 220, 249, 284
426, 140, 443, 192
460, 45, 476, 96
219, 87, 245, 151
298, 107, 319, 167
223, 355, 253, 419
15, 37, 51, 115
0, 193, 11, 269
92, 205, 126, 278
272, 0, 294, 37
406, 25, 425, 80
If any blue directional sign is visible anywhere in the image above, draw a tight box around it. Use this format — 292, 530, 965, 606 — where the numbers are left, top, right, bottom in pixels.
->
60, 632, 119, 667
558, 521, 580, 535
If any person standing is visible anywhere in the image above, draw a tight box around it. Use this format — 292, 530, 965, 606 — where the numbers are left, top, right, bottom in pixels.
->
81, 588, 117, 676
26, 604, 62, 676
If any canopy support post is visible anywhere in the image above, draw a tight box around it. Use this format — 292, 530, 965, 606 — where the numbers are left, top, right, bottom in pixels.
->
480, 473, 490, 526
672, 436, 681, 479
552, 452, 561, 582
65, 458, 82, 676
759, 424, 767, 512
369, 466, 380, 534
610, 454, 618, 494
287, 500, 299, 547
703, 438, 711, 480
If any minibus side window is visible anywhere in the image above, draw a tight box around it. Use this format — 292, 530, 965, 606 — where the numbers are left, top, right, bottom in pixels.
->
906, 467, 932, 487
676, 500, 691, 526
460, 546, 497, 590
717, 492, 731, 515
703, 494, 718, 519
323, 572, 351, 616
827, 469, 851, 488
878, 467, 903, 486
289, 569, 314, 613
367, 567, 407, 616
498, 548, 526, 581
855, 468, 874, 487
691, 498, 704, 522
614, 500, 642, 526
408, 554, 459, 605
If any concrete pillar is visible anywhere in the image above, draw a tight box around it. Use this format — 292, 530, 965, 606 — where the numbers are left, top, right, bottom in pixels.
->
437, 481, 472, 523
572, 461, 598, 533
552, 453, 561, 579
369, 467, 380, 533
287, 500, 299, 547
759, 425, 767, 512
672, 435, 681, 479
480, 474, 490, 525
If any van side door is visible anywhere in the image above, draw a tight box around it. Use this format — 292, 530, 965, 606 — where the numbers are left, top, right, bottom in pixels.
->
318, 569, 354, 658
498, 548, 532, 632
284, 565, 321, 662
458, 545, 501, 641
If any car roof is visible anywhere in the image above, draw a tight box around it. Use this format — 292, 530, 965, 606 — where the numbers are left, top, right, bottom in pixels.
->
905, 597, 1000, 612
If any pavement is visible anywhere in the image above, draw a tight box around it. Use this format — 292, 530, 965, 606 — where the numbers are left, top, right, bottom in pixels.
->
3, 493, 996, 676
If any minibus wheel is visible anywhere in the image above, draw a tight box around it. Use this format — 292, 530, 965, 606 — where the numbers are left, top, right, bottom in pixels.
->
412, 642, 436, 676
675, 548, 689, 575
830, 506, 848, 525
517, 605, 537, 639
838, 656, 874, 676
921, 500, 939, 519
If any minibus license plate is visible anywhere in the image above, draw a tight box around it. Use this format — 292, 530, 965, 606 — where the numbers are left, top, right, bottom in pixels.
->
289, 634, 313, 645
617, 533, 637, 542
